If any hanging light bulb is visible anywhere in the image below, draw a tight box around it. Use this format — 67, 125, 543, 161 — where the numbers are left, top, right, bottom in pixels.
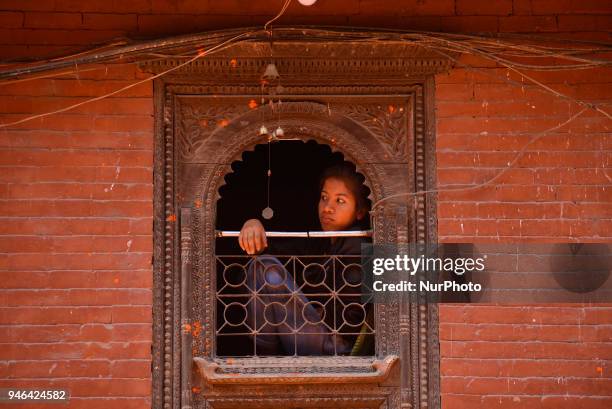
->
259, 125, 268, 136
261, 63, 280, 81
298, 0, 317, 5
274, 126, 284, 138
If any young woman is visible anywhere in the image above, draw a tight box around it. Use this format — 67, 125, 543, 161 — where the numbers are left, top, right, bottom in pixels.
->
237, 163, 371, 355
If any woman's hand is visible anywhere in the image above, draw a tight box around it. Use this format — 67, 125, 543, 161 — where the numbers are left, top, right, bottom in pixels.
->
238, 219, 268, 255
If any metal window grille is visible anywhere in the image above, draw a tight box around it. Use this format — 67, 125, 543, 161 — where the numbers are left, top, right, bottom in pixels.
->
215, 231, 375, 357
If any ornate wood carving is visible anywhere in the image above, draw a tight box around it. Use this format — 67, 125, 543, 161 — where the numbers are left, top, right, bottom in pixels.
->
148, 29, 447, 409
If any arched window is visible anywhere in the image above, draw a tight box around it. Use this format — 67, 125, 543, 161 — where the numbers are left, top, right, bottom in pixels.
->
146, 32, 451, 409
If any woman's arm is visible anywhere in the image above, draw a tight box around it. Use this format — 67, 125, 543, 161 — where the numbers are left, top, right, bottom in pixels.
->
238, 219, 268, 255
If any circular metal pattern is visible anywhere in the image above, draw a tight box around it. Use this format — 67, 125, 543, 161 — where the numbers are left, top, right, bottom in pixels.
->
223, 302, 247, 327
223, 263, 247, 287
342, 303, 366, 327
302, 300, 326, 325
263, 301, 287, 326
342, 263, 363, 287
263, 263, 287, 287
303, 263, 327, 286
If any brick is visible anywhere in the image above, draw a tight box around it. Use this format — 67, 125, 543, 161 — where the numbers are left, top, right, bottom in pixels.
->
478, 203, 562, 219
54, 0, 152, 13
443, 376, 612, 395
0, 199, 152, 218
499, 16, 559, 32
6, 360, 111, 378
82, 13, 138, 30
0, 150, 150, 167
0, 96, 153, 116
520, 219, 572, 236
558, 15, 612, 31
0, 28, 129, 46
96, 270, 153, 288
0, 218, 141, 235
359, 0, 455, 16
476, 219, 521, 236
0, 166, 151, 184
457, 0, 513, 15
583, 307, 612, 324
136, 14, 248, 36
150, 0, 183, 13
440, 340, 612, 359
439, 323, 605, 342
555, 185, 609, 201
438, 185, 497, 201
6, 183, 152, 201
440, 306, 586, 324
437, 168, 481, 185
0, 11, 24, 28
93, 116, 153, 132
495, 185, 557, 201
23, 12, 83, 29
110, 360, 151, 378
435, 83, 474, 101
111, 306, 151, 323
0, 132, 153, 150
0, 341, 150, 360
437, 202, 479, 218
0, 306, 112, 324
441, 16, 500, 32
0, 235, 151, 253
0, 79, 152, 97
0, 271, 49, 289
6, 252, 152, 271
513, 0, 532, 15
531, 0, 612, 15
438, 219, 479, 236
2, 289, 151, 306
562, 203, 612, 218
442, 358, 610, 377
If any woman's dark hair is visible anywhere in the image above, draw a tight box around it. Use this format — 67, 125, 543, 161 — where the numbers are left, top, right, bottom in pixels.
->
319, 162, 371, 215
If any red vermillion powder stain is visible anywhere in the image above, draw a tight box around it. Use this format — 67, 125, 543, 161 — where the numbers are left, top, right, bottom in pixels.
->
218, 119, 229, 127
248, 99, 258, 109
166, 214, 176, 222
192, 387, 201, 394
194, 199, 202, 208
230, 59, 237, 67
388, 105, 396, 113
192, 321, 202, 337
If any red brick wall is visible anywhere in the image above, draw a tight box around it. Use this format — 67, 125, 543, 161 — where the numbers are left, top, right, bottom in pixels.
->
0, 1, 610, 408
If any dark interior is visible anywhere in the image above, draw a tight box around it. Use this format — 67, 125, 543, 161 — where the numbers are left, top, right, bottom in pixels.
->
214, 139, 371, 356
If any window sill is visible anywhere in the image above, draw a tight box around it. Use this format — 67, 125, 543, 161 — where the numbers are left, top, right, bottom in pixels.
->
194, 355, 398, 385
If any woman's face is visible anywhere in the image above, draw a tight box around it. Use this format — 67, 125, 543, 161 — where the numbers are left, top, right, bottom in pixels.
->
318, 177, 363, 231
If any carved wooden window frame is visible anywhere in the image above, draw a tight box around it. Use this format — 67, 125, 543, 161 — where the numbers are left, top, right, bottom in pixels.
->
144, 35, 452, 409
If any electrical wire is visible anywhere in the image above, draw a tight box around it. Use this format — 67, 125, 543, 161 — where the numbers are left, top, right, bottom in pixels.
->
264, 0, 293, 32
370, 107, 590, 211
